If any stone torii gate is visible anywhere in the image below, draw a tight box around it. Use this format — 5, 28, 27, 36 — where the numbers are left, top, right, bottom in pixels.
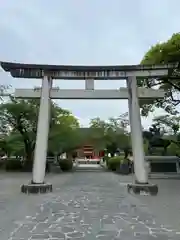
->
0, 62, 176, 195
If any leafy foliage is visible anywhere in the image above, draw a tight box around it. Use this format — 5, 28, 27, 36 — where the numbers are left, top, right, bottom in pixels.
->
0, 131, 24, 156
152, 114, 180, 135
0, 98, 80, 161
58, 159, 73, 171
138, 33, 180, 116
89, 116, 130, 154
107, 156, 124, 171
5, 159, 22, 171
0, 98, 39, 161
0, 85, 11, 101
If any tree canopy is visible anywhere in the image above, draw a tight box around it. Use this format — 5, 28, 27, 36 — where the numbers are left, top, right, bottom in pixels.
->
0, 98, 80, 160
0, 85, 10, 101
152, 114, 180, 135
89, 115, 130, 155
138, 33, 180, 116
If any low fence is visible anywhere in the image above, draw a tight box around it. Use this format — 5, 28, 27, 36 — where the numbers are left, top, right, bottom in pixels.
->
145, 156, 180, 174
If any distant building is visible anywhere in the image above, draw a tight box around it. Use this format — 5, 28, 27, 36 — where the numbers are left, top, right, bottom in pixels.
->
76, 145, 104, 159
75, 128, 104, 159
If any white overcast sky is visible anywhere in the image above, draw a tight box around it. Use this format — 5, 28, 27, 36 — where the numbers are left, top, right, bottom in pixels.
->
0, 0, 179, 128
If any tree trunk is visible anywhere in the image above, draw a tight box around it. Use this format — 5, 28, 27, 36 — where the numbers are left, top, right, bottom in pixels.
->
23, 140, 34, 172
25, 143, 33, 162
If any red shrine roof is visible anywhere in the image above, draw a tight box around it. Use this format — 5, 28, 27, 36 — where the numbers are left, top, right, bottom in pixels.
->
0, 61, 177, 79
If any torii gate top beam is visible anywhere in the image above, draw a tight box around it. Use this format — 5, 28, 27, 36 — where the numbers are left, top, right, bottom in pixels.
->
0, 61, 177, 79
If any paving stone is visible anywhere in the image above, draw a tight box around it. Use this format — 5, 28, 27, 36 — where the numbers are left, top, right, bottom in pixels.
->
60, 226, 75, 233
96, 229, 119, 237
97, 236, 115, 240
11, 223, 36, 238
9, 238, 26, 240
34, 214, 48, 222
132, 236, 158, 240
31, 233, 50, 239
32, 223, 51, 233
48, 231, 65, 238
131, 223, 149, 233
60, 218, 76, 224
119, 230, 134, 239
66, 231, 84, 238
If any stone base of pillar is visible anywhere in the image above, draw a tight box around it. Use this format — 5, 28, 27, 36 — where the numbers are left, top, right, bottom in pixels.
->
127, 182, 158, 196
21, 182, 53, 194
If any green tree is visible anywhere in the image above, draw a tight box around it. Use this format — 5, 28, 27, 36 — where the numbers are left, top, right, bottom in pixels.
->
48, 115, 80, 155
0, 85, 11, 102
0, 131, 25, 157
138, 33, 180, 116
89, 116, 130, 153
0, 98, 80, 161
153, 114, 180, 135
89, 117, 108, 149
0, 98, 38, 161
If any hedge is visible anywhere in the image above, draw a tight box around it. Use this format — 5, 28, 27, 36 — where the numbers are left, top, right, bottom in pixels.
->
0, 161, 5, 170
103, 156, 110, 162
107, 156, 126, 171
4, 160, 50, 172
58, 159, 73, 171
5, 159, 22, 171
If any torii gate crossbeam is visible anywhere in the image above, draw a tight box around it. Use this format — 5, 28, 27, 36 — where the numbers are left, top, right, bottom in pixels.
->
14, 88, 165, 99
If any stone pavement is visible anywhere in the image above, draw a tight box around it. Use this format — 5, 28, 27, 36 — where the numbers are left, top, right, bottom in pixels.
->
0, 172, 180, 239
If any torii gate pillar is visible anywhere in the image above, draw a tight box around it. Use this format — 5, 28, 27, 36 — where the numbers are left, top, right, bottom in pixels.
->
127, 76, 157, 195
32, 76, 52, 182
127, 76, 147, 183
21, 75, 53, 194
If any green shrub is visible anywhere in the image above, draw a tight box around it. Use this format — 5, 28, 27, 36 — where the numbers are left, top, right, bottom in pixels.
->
107, 156, 125, 171
167, 143, 180, 155
21, 161, 50, 172
103, 155, 110, 163
58, 159, 73, 171
0, 161, 5, 170
21, 160, 33, 172
5, 159, 22, 171
143, 141, 149, 155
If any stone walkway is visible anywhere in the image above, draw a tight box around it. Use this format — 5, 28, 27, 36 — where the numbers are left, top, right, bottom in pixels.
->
1, 171, 180, 239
